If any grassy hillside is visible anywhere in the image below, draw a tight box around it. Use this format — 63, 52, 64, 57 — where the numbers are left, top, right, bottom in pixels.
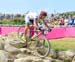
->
50, 38, 75, 51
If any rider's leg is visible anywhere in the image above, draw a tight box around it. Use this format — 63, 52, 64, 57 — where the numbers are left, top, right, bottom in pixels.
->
24, 24, 30, 47
29, 25, 35, 36
31, 25, 38, 39
25, 24, 30, 36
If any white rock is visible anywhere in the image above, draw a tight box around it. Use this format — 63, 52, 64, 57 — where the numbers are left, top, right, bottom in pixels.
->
0, 50, 9, 62
14, 56, 52, 62
4, 44, 20, 54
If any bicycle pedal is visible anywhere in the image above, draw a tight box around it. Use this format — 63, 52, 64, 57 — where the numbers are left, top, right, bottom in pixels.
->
31, 39, 35, 41
22, 45, 28, 48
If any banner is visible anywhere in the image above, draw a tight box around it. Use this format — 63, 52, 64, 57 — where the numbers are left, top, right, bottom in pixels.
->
0, 26, 75, 39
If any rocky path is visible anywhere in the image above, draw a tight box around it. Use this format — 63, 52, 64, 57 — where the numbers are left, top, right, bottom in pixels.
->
0, 32, 75, 62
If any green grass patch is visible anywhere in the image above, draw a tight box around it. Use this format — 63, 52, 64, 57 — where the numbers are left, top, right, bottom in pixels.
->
50, 38, 75, 51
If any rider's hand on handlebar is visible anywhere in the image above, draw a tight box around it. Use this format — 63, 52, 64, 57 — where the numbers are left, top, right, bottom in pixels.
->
39, 27, 43, 31
39, 27, 52, 32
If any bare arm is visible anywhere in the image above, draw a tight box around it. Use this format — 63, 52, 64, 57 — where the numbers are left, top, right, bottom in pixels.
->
43, 20, 49, 28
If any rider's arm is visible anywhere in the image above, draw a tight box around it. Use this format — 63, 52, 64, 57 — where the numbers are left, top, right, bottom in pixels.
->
43, 20, 49, 28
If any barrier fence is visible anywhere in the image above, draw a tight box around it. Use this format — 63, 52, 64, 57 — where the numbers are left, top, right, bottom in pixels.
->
0, 26, 75, 39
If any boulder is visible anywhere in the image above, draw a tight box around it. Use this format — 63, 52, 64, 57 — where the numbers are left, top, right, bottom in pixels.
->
14, 56, 52, 62
57, 51, 65, 60
64, 50, 75, 62
0, 50, 9, 62
48, 49, 57, 58
4, 43, 20, 54
72, 56, 75, 62
7, 32, 18, 40
9, 40, 26, 48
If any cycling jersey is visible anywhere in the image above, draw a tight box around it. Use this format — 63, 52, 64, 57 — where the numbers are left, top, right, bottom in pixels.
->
25, 11, 47, 28
25, 11, 38, 24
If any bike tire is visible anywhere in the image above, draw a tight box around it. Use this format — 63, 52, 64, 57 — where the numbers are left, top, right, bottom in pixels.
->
17, 26, 25, 41
35, 36, 51, 58
17, 26, 32, 46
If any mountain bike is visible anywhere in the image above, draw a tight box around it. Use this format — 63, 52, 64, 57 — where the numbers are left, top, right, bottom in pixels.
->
17, 25, 51, 58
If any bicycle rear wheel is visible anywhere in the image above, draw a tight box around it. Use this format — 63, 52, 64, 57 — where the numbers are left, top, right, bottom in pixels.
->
17, 26, 32, 46
17, 26, 25, 41
34, 36, 51, 58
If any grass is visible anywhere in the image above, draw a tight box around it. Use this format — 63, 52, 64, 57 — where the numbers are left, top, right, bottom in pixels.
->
21, 36, 75, 51
50, 38, 75, 51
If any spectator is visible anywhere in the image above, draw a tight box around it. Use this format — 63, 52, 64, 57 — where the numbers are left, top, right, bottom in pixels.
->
73, 17, 75, 25
58, 16, 65, 27
64, 17, 69, 26
68, 16, 74, 26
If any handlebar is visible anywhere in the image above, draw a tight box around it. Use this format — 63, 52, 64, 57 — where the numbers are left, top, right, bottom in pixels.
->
30, 28, 52, 32
39, 27, 52, 32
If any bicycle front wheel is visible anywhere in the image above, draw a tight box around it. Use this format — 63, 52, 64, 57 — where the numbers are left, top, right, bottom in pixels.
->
35, 37, 51, 58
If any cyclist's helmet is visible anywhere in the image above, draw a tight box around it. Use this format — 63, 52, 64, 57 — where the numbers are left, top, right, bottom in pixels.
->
40, 11, 47, 16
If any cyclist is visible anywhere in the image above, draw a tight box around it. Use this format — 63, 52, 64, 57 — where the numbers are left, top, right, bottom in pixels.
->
25, 11, 50, 38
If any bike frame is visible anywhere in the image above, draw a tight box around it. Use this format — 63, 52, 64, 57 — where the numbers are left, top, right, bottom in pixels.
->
30, 30, 48, 40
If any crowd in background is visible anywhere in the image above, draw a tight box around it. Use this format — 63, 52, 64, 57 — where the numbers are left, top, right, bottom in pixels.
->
0, 12, 75, 28
47, 14, 75, 28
